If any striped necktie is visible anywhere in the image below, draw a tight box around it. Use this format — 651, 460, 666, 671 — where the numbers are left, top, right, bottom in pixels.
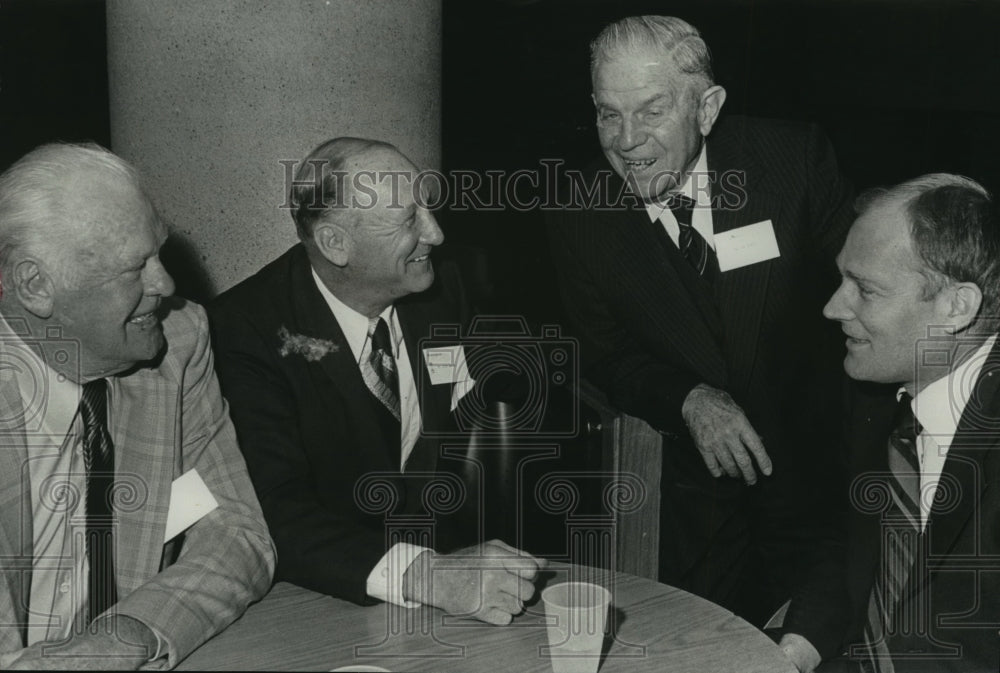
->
79, 379, 118, 625
666, 193, 717, 278
361, 317, 400, 422
860, 392, 923, 672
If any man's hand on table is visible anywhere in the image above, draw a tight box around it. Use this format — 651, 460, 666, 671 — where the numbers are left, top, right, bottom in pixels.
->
402, 539, 548, 625
0, 615, 158, 670
681, 383, 773, 485
779, 633, 822, 673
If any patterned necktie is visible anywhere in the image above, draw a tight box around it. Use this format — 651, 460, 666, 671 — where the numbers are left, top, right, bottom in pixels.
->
860, 393, 923, 672
362, 317, 400, 422
887, 392, 922, 527
666, 193, 717, 278
79, 379, 117, 624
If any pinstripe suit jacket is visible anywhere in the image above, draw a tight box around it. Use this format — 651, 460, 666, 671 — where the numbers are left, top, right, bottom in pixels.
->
548, 115, 854, 594
0, 299, 275, 668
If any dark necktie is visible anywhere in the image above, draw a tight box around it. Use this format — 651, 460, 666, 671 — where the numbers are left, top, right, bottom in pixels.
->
887, 392, 922, 527
862, 392, 923, 672
365, 317, 400, 421
362, 318, 402, 469
666, 193, 718, 278
79, 379, 117, 624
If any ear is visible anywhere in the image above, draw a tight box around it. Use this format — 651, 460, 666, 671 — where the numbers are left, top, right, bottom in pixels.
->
312, 220, 351, 268
10, 258, 55, 319
939, 281, 982, 333
696, 85, 727, 137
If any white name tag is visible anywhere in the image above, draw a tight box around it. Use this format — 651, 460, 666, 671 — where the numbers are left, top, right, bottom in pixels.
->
423, 345, 476, 411
715, 219, 781, 272
164, 469, 218, 543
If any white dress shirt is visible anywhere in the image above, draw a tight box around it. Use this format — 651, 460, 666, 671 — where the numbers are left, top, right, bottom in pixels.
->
645, 144, 715, 250
909, 334, 997, 529
310, 269, 430, 607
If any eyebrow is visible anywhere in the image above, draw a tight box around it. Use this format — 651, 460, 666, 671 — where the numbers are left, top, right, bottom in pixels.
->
842, 268, 883, 289
596, 93, 673, 110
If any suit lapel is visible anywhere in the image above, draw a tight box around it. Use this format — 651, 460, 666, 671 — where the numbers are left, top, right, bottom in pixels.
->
108, 371, 175, 592
288, 247, 397, 471
602, 185, 729, 386
925, 340, 1000, 570
0, 363, 31, 647
706, 130, 780, 394
397, 297, 448, 456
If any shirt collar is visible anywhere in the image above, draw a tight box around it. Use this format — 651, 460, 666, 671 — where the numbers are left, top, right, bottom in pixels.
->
0, 312, 81, 445
908, 334, 998, 442
310, 267, 402, 363
645, 143, 710, 223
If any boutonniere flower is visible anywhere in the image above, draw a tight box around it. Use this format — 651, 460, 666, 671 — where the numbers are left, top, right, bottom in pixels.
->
277, 326, 339, 362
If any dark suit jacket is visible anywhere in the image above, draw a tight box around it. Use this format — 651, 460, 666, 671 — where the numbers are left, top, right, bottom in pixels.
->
787, 341, 1000, 672
548, 116, 854, 583
209, 244, 475, 605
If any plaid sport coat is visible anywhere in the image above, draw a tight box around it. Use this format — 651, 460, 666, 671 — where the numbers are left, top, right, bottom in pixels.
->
0, 298, 275, 668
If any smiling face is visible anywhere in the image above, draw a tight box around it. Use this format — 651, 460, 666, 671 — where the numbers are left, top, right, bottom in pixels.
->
340, 147, 444, 315
592, 47, 720, 202
823, 197, 954, 390
50, 173, 175, 380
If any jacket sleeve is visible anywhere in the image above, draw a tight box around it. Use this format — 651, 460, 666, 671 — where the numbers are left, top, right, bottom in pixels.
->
112, 302, 276, 669
207, 300, 390, 607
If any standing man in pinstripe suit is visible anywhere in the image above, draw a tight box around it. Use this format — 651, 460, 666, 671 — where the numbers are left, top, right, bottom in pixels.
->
0, 143, 274, 669
548, 15, 854, 624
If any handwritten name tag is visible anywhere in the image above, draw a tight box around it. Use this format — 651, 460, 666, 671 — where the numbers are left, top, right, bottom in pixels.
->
423, 345, 476, 411
715, 219, 781, 272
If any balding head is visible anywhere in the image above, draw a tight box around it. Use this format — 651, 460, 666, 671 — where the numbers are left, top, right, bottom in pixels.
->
288, 137, 397, 241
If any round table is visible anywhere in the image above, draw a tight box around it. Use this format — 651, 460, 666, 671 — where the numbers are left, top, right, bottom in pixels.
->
178, 564, 795, 672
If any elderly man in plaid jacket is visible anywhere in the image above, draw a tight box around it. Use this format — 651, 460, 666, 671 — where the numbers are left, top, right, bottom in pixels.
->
0, 143, 275, 669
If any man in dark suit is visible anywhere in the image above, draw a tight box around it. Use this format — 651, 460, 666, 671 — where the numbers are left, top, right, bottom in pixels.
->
547, 15, 854, 622
779, 175, 1000, 672
210, 137, 544, 625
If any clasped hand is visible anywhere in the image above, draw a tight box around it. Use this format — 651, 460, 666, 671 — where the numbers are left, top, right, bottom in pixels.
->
403, 539, 547, 625
681, 383, 773, 485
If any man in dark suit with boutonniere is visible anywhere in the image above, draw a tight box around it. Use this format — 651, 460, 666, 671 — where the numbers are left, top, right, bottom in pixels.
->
210, 137, 544, 625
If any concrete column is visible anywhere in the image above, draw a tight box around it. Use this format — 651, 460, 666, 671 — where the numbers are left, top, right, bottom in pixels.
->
107, 0, 441, 298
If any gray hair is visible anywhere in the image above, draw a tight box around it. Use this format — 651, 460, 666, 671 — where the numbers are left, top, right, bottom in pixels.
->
858, 173, 1000, 332
0, 142, 143, 285
289, 137, 395, 240
590, 15, 715, 99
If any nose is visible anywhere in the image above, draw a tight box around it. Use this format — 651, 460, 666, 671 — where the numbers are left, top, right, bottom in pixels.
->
618, 115, 647, 152
419, 208, 444, 247
144, 255, 176, 298
822, 279, 852, 322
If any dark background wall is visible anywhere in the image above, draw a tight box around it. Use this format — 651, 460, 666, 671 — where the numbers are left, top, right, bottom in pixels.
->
2, 0, 999, 315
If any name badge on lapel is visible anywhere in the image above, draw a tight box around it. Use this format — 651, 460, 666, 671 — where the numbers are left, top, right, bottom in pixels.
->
423, 345, 476, 411
715, 219, 781, 272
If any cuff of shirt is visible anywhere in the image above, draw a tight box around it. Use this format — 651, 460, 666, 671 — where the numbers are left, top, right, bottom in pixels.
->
366, 542, 432, 607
